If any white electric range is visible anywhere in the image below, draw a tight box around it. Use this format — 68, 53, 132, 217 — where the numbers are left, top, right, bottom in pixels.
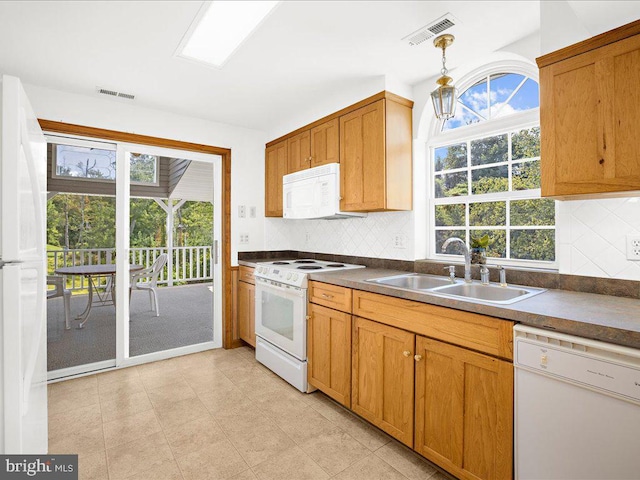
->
253, 259, 365, 392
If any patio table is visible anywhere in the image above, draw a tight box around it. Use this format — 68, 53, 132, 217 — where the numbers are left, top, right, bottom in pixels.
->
54, 264, 143, 329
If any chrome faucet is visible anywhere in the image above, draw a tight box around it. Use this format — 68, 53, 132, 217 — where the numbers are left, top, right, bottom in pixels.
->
442, 237, 472, 283
480, 265, 490, 285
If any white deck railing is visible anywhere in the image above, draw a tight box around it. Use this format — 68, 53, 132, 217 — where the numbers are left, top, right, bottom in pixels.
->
47, 246, 213, 291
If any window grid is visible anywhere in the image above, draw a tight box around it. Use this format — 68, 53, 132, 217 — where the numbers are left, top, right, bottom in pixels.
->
432, 128, 554, 263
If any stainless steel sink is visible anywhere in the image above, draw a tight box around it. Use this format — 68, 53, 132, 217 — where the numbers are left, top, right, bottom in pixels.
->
367, 273, 458, 290
430, 282, 545, 304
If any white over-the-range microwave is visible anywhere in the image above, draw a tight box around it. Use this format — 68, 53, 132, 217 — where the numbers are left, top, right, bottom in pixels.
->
282, 163, 366, 220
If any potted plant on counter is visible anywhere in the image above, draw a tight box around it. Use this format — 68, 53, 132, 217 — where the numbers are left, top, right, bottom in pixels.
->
470, 234, 489, 264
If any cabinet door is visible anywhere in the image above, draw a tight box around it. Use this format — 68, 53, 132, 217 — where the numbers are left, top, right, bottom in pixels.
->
541, 34, 640, 196
287, 130, 311, 174
238, 280, 255, 348
265, 141, 287, 217
340, 100, 385, 211
310, 118, 339, 168
307, 303, 351, 407
414, 336, 513, 480
352, 316, 414, 446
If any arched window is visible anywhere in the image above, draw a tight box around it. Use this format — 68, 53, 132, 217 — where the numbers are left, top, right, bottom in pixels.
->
430, 67, 556, 266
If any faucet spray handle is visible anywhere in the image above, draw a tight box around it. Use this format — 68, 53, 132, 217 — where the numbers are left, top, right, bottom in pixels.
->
495, 265, 507, 287
444, 265, 456, 282
480, 265, 490, 285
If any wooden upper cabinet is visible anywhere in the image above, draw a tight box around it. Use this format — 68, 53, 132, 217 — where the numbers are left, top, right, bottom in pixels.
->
340, 98, 412, 212
265, 140, 287, 217
414, 336, 513, 480
310, 118, 339, 168
264, 91, 413, 217
287, 130, 311, 174
538, 20, 640, 197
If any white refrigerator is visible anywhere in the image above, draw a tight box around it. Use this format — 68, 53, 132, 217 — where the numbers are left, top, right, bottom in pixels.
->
0, 75, 48, 453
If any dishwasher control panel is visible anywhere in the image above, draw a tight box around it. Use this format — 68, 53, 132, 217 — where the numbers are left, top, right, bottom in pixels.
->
514, 325, 640, 404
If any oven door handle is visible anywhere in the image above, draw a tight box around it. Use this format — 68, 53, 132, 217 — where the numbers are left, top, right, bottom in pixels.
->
255, 278, 306, 297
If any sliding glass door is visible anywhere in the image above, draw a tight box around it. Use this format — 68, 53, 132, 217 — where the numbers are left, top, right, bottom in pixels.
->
45, 135, 222, 379
117, 143, 222, 367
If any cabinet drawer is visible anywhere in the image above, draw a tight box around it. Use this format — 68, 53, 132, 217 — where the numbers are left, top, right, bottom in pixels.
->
239, 265, 255, 285
309, 281, 352, 313
352, 290, 514, 360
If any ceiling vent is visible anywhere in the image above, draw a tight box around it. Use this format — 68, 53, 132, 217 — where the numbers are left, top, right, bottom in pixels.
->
402, 13, 457, 46
96, 87, 136, 101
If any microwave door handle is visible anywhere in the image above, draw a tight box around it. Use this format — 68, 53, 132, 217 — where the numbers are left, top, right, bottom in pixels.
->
256, 279, 305, 298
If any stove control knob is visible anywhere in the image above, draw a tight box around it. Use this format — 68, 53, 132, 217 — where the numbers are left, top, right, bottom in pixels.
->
257, 267, 262, 273
287, 273, 292, 280
293, 274, 298, 281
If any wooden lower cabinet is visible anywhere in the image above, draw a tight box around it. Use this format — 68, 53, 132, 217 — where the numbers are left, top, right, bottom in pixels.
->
237, 280, 255, 347
351, 316, 415, 447
307, 303, 351, 407
414, 336, 513, 480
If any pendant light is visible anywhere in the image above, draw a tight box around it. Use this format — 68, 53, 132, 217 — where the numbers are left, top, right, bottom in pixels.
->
430, 34, 457, 120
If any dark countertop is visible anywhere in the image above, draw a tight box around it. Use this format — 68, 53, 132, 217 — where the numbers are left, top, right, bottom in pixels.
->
239, 260, 640, 349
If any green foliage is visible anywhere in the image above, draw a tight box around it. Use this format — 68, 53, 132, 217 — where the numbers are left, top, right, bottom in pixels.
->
471, 134, 507, 166
512, 127, 540, 160
511, 199, 555, 226
47, 194, 213, 250
469, 201, 506, 227
130, 154, 157, 183
511, 229, 555, 261
470, 234, 489, 249
435, 204, 465, 227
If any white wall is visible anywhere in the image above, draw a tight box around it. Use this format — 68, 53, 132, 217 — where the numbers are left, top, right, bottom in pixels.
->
22, 83, 268, 265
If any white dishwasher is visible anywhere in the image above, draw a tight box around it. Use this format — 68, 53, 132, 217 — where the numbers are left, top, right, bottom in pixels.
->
514, 324, 640, 480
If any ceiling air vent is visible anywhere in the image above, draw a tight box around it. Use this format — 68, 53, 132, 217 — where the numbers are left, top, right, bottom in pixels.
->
402, 13, 457, 46
96, 87, 136, 101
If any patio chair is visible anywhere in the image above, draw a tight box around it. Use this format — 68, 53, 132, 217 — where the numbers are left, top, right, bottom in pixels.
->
47, 275, 71, 330
129, 254, 167, 317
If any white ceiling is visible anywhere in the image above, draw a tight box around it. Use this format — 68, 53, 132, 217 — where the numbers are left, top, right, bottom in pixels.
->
0, 1, 637, 134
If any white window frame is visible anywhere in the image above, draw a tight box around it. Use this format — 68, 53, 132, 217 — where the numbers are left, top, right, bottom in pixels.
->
427, 67, 558, 270
49, 134, 160, 186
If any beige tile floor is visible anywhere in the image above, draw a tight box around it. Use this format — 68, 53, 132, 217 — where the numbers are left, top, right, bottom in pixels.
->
48, 346, 454, 480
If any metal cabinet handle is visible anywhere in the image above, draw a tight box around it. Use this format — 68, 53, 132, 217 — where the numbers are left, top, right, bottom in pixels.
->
414, 354, 423, 362
321, 293, 334, 299
403, 350, 411, 358
306, 315, 311, 320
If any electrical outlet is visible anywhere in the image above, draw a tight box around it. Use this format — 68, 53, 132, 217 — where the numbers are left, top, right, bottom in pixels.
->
393, 234, 407, 249
239, 234, 249, 244
626, 234, 640, 260
249, 206, 256, 218
238, 205, 246, 218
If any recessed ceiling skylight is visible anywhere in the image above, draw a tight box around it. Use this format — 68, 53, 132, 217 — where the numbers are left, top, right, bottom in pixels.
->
177, 1, 279, 67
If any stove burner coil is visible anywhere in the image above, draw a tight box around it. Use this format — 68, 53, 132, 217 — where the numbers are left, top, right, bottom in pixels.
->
294, 260, 317, 264
297, 265, 322, 270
